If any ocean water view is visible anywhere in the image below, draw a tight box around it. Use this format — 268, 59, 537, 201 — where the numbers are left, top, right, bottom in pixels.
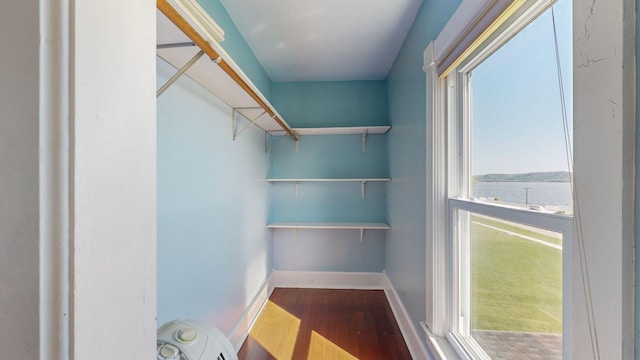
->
472, 181, 573, 213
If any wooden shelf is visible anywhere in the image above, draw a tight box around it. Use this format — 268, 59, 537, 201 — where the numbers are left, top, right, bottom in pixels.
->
266, 178, 391, 182
156, 4, 295, 136
267, 178, 390, 199
267, 222, 391, 230
268, 222, 390, 242
269, 126, 391, 137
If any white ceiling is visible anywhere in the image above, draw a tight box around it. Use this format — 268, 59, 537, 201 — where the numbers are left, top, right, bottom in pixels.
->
220, 0, 423, 82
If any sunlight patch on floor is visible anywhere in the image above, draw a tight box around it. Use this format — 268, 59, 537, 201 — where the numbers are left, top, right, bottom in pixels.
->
249, 300, 300, 359
307, 330, 358, 360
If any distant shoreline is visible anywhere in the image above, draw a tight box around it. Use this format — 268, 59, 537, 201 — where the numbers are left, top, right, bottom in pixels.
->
473, 171, 571, 183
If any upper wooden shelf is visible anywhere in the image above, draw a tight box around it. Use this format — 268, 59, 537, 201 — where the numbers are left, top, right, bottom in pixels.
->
269, 126, 391, 137
156, 1, 296, 138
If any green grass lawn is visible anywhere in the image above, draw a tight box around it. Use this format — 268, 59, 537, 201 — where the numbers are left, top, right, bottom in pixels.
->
471, 216, 562, 333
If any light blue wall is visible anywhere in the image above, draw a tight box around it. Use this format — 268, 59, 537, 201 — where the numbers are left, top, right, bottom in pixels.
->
157, 0, 274, 334
385, 0, 461, 353
635, 0, 639, 353
272, 81, 388, 127
272, 229, 386, 272
269, 82, 389, 272
269, 180, 387, 223
157, 57, 272, 333
197, 0, 272, 98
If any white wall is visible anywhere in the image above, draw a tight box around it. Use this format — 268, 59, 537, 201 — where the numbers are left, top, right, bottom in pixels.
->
0, 1, 157, 358
0, 2, 40, 358
72, 0, 157, 358
572, 0, 635, 357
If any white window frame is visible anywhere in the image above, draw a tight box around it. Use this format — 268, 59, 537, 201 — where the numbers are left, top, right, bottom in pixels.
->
446, 200, 572, 359
424, 0, 635, 359
446, 10, 572, 357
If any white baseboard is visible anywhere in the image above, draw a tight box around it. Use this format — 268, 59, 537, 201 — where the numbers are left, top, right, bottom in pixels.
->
229, 270, 429, 360
270, 270, 386, 289
228, 274, 273, 352
382, 271, 432, 360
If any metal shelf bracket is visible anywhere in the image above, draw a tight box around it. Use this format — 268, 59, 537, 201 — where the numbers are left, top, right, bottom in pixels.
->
360, 228, 365, 243
157, 49, 205, 97
362, 129, 369, 153
157, 42, 195, 49
264, 132, 285, 153
361, 180, 367, 200
233, 107, 265, 140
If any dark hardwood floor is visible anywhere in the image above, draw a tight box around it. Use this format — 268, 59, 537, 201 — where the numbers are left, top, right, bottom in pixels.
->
238, 288, 412, 359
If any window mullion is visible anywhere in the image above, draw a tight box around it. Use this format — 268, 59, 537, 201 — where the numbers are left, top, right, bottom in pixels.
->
460, 71, 472, 200
446, 73, 460, 199
449, 198, 572, 234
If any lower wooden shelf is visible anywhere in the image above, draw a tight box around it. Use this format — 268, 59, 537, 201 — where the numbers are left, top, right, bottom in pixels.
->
267, 222, 390, 242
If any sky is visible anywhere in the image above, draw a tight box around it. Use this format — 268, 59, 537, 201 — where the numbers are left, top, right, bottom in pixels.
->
471, 0, 573, 176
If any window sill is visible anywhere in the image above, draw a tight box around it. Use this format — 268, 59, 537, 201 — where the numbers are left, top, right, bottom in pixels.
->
421, 322, 462, 360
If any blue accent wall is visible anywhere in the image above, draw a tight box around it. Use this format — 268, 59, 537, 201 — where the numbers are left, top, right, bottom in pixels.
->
272, 81, 388, 127
157, 57, 272, 333
385, 0, 461, 352
269, 81, 389, 272
268, 135, 389, 179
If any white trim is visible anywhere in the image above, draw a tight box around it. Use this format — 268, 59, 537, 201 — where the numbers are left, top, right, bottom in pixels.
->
433, 0, 492, 61
425, 40, 449, 338
434, 0, 556, 76
572, 0, 636, 357
270, 270, 386, 289
421, 324, 462, 360
39, 0, 70, 358
455, 0, 556, 75
228, 274, 274, 352
382, 272, 432, 360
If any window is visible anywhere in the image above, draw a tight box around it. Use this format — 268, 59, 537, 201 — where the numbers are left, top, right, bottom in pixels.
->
426, 0, 633, 358
426, 0, 576, 358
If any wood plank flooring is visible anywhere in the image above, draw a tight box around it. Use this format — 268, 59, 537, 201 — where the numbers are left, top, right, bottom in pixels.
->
238, 288, 412, 360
